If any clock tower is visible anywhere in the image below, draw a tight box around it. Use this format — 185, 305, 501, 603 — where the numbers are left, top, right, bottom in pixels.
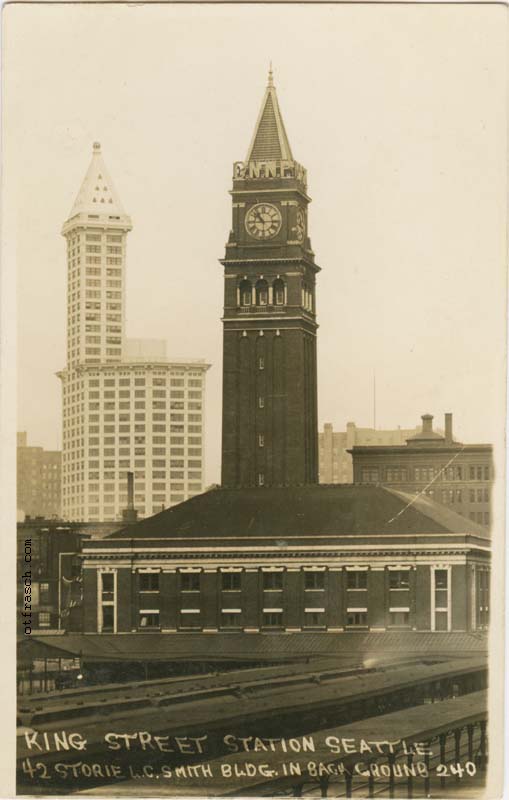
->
221, 69, 320, 488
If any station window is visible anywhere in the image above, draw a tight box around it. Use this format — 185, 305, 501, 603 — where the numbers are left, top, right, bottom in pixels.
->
433, 568, 449, 631
304, 571, 325, 590
181, 572, 200, 592
139, 573, 159, 592
179, 610, 201, 629
263, 572, 283, 590
101, 573, 114, 602
303, 609, 325, 628
478, 571, 490, 628
346, 571, 367, 590
262, 611, 283, 628
389, 609, 410, 627
222, 572, 241, 591
220, 611, 242, 628
101, 605, 114, 633
138, 611, 160, 629
346, 610, 368, 627
389, 570, 410, 590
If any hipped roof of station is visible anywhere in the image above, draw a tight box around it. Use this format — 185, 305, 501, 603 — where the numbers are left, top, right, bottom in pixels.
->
105, 484, 489, 541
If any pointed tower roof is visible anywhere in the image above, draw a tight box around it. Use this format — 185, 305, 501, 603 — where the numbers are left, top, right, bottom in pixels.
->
245, 67, 294, 162
64, 142, 131, 229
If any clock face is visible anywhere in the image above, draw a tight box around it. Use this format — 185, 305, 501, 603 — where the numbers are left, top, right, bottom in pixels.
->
295, 208, 306, 242
245, 203, 282, 240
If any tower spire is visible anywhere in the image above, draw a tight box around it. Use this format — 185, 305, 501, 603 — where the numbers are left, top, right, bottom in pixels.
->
64, 141, 131, 227
245, 68, 293, 163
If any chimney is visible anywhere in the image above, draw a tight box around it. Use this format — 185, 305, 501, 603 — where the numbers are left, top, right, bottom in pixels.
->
444, 413, 453, 444
421, 414, 433, 434
122, 471, 138, 525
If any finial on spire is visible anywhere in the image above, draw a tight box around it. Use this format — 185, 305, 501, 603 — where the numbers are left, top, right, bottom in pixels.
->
267, 62, 274, 88
93, 141, 101, 152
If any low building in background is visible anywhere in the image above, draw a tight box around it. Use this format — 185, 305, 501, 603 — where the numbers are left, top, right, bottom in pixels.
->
350, 413, 493, 527
17, 519, 91, 634
17, 432, 61, 519
319, 422, 422, 483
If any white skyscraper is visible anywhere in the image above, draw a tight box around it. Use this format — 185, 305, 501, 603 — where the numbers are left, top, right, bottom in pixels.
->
59, 143, 210, 522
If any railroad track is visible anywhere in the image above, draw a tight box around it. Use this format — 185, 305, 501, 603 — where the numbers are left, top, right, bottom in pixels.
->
17, 657, 487, 795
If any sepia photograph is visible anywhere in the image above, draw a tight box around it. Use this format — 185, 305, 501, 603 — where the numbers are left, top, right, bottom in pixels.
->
3, 2, 507, 797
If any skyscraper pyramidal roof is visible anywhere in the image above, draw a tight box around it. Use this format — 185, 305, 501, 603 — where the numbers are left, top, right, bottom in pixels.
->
66, 142, 130, 222
245, 67, 294, 162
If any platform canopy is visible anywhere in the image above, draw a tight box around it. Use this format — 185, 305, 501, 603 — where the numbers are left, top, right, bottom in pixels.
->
19, 631, 488, 664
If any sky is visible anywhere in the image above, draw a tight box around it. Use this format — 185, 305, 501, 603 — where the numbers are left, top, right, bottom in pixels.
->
5, 2, 507, 487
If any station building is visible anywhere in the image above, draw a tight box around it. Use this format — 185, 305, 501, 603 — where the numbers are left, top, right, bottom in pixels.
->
79, 484, 490, 636
76, 70, 491, 644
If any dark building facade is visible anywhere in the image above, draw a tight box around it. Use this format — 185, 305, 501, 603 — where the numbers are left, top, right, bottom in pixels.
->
17, 520, 90, 633
221, 69, 319, 488
350, 413, 493, 528
79, 486, 490, 635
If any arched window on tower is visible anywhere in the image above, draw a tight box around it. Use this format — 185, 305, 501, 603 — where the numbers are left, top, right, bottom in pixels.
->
256, 279, 268, 306
273, 279, 285, 306
240, 279, 252, 306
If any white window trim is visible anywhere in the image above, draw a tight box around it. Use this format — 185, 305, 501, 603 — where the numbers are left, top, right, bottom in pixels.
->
263, 608, 283, 613
262, 566, 285, 572
139, 608, 160, 614
180, 608, 200, 614
471, 566, 477, 631
389, 607, 410, 613
221, 608, 241, 614
347, 607, 368, 613
430, 565, 452, 632
97, 568, 117, 634
305, 607, 325, 613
